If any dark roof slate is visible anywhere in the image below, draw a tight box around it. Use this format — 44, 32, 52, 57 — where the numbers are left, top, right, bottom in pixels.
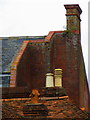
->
2, 36, 45, 73
2, 39, 23, 72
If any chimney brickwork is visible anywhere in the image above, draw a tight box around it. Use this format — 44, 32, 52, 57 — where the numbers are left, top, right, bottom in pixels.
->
64, 4, 82, 33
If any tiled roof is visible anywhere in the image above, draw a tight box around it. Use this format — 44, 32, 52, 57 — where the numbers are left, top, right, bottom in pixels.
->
2, 97, 89, 119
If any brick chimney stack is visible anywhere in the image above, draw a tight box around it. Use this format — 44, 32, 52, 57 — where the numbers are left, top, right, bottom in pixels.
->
64, 4, 82, 33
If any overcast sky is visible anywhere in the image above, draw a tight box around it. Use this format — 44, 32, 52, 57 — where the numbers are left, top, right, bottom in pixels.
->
0, 0, 89, 88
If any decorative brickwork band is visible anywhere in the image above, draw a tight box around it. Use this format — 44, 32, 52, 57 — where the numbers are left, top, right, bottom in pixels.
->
10, 41, 29, 87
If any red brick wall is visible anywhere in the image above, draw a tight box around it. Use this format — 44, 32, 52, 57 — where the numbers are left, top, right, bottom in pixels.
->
16, 44, 32, 88
50, 32, 89, 111
89, 92, 90, 113
50, 33, 66, 75
2, 87, 30, 98
16, 41, 47, 89
79, 48, 90, 112
27, 42, 46, 89
50, 33, 82, 106
10, 39, 52, 90
84, 80, 89, 112
66, 34, 80, 106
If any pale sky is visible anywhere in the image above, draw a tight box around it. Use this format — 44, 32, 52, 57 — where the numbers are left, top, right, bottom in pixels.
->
0, 0, 89, 89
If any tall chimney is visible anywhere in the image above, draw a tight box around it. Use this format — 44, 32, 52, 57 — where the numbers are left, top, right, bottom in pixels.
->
64, 4, 82, 33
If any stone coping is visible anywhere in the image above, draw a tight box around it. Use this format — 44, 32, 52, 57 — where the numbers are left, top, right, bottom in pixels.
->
1, 96, 69, 102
